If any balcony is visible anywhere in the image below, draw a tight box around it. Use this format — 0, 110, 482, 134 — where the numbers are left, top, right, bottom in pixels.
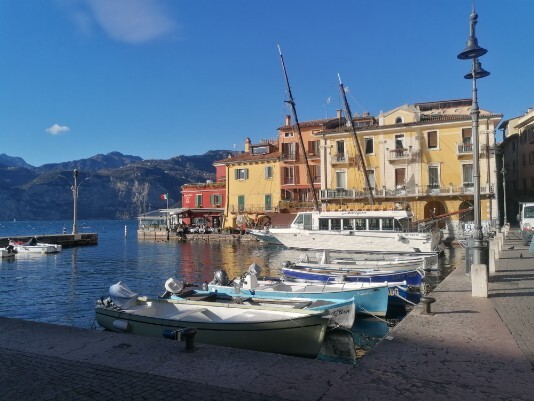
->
319, 184, 495, 201
281, 153, 297, 162
332, 153, 348, 164
387, 148, 410, 161
457, 143, 473, 156
282, 177, 295, 185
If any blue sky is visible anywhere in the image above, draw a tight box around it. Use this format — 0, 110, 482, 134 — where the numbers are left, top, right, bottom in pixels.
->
1, 0, 532, 167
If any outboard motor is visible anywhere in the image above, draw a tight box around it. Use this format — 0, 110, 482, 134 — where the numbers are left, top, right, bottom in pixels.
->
210, 270, 230, 286
242, 263, 261, 289
164, 278, 185, 294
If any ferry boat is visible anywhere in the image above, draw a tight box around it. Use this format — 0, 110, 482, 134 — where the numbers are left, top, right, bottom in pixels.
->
253, 209, 443, 254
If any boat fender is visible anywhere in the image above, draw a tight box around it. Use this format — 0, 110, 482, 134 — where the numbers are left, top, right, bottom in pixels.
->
112, 320, 129, 331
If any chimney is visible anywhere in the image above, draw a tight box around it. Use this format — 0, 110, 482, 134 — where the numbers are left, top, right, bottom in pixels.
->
336, 109, 342, 119
285, 114, 291, 126
244, 137, 251, 153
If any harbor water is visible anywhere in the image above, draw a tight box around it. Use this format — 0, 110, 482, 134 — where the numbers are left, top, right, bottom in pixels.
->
0, 219, 463, 363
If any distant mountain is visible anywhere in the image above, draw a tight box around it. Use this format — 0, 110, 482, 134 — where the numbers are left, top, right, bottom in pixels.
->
0, 154, 34, 169
0, 150, 232, 221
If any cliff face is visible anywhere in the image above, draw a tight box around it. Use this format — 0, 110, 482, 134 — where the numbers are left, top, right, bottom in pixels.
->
0, 151, 231, 221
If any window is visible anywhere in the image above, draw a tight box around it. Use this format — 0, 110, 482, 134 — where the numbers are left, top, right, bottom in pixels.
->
427, 131, 438, 149
382, 218, 394, 231
463, 164, 473, 186
369, 218, 380, 230
234, 168, 249, 180
366, 169, 375, 191
336, 170, 347, 189
462, 128, 472, 144
210, 194, 222, 206
264, 165, 273, 179
310, 164, 321, 183
265, 194, 272, 211
330, 219, 341, 230
395, 168, 406, 187
395, 116, 403, 124
282, 142, 297, 160
428, 166, 439, 188
335, 140, 345, 161
195, 194, 203, 207
238, 195, 245, 212
365, 138, 374, 154
308, 140, 320, 155
284, 132, 294, 138
251, 146, 268, 155
283, 167, 294, 184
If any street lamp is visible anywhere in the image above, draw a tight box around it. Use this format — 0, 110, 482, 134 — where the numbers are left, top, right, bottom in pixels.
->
457, 5, 490, 265
501, 155, 508, 225
60, 169, 89, 235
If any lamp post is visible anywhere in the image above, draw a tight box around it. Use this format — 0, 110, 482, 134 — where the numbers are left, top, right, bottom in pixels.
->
457, 5, 490, 265
72, 169, 79, 234
501, 155, 508, 225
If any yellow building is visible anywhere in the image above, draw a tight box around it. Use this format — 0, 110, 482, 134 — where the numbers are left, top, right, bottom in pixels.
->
319, 99, 503, 240
499, 108, 534, 222
217, 138, 280, 229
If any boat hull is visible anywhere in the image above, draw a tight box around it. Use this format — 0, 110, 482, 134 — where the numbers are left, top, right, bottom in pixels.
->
208, 282, 389, 317
267, 229, 441, 253
281, 265, 424, 287
95, 298, 327, 358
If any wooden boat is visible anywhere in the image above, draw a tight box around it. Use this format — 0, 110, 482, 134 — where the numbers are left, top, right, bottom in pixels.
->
95, 282, 329, 358
281, 263, 424, 287
203, 266, 389, 317
9, 237, 62, 254
164, 278, 356, 329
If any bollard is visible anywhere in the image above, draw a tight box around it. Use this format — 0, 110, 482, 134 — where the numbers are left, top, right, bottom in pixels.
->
420, 296, 436, 315
181, 327, 197, 352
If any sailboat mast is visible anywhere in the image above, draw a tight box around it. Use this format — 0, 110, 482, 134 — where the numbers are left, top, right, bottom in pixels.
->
338, 74, 375, 206
277, 44, 320, 211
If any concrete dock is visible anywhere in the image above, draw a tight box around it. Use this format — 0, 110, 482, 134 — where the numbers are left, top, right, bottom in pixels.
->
1, 229, 534, 400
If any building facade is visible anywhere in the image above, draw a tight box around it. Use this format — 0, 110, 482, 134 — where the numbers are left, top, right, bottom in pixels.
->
319, 99, 503, 239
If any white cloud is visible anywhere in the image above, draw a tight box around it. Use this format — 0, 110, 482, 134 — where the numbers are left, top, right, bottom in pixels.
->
46, 124, 70, 136
85, 0, 177, 44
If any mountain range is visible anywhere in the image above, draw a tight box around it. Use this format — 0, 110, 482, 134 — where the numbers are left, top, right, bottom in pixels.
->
0, 151, 231, 221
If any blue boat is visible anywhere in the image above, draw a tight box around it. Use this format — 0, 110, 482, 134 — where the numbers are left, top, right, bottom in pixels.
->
168, 267, 390, 317
281, 263, 424, 287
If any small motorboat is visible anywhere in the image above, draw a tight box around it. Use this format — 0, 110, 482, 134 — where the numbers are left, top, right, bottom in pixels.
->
95, 281, 329, 358
163, 278, 356, 330
9, 237, 62, 254
202, 264, 390, 317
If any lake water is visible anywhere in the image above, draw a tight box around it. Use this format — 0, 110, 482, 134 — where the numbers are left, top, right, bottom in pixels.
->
0, 219, 464, 363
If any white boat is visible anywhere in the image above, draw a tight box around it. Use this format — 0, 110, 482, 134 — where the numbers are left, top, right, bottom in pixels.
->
164, 278, 356, 329
9, 237, 62, 254
252, 209, 442, 254
293, 251, 430, 270
95, 282, 329, 358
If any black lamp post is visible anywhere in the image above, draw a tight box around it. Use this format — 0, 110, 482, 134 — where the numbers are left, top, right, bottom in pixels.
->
457, 6, 490, 265
501, 156, 508, 225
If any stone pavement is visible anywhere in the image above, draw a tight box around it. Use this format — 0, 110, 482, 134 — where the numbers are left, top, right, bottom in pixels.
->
1, 230, 534, 401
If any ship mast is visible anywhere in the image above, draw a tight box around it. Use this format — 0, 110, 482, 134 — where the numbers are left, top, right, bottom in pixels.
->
338, 74, 375, 206
277, 44, 320, 211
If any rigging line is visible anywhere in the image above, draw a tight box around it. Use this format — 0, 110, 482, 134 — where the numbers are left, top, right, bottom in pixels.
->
277, 44, 320, 211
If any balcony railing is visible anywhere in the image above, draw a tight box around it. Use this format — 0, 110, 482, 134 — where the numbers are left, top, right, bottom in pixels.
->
457, 143, 473, 154
388, 148, 410, 161
281, 153, 297, 161
320, 184, 494, 200
282, 177, 295, 185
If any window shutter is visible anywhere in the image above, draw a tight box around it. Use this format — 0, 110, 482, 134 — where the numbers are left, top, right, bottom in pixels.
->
234, 169, 239, 180
244, 169, 249, 179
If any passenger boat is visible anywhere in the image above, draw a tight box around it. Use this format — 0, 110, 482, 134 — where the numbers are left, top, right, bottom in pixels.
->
201, 265, 390, 317
252, 209, 443, 254
164, 278, 356, 329
95, 282, 329, 358
9, 237, 62, 254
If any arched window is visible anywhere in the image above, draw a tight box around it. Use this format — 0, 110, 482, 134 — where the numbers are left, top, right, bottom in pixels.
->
395, 116, 404, 124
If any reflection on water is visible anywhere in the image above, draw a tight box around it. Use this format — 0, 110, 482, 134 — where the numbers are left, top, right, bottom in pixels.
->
0, 219, 464, 362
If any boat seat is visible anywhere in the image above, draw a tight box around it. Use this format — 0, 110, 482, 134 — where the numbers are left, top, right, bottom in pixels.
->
166, 308, 208, 320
